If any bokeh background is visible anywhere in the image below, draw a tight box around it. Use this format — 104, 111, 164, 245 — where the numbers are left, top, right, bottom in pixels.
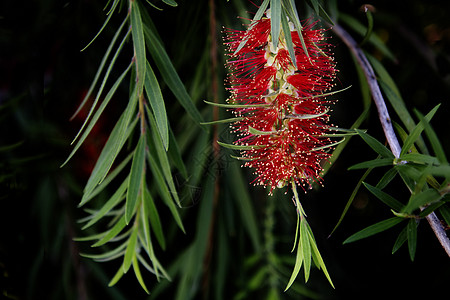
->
1, 0, 450, 299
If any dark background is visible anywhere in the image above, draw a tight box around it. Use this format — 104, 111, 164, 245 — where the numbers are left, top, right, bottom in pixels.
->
1, 0, 449, 299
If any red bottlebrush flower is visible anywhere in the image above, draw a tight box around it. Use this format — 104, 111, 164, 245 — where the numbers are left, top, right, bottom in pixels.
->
225, 10, 338, 193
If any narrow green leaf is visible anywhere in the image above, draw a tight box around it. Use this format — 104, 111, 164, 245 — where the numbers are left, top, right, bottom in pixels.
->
146, 107, 180, 207
300, 219, 311, 282
217, 141, 267, 151
144, 187, 166, 250
143, 24, 204, 125
81, 0, 120, 51
81, 241, 127, 262
146, 149, 185, 232
363, 182, 404, 211
376, 167, 397, 190
162, 0, 177, 7
439, 205, 450, 228
82, 177, 128, 230
399, 153, 439, 165
392, 225, 407, 254
407, 219, 417, 261
329, 166, 372, 237
68, 27, 131, 151
339, 14, 396, 61
355, 129, 394, 159
145, 62, 168, 150
234, 0, 270, 54
270, 0, 281, 50
285, 234, 303, 291
403, 189, 443, 214
284, 0, 309, 59
280, 8, 296, 66
130, 0, 146, 94
200, 117, 243, 125
415, 108, 447, 164
344, 217, 403, 244
348, 158, 393, 170
108, 263, 126, 287
72, 14, 128, 120
81, 152, 134, 205
400, 104, 440, 157
248, 126, 278, 135
307, 225, 334, 288
132, 255, 150, 294
168, 126, 187, 178
203, 100, 270, 109
359, 6, 373, 46
83, 90, 138, 200
139, 201, 161, 279
123, 227, 138, 273
62, 61, 132, 169
318, 3, 334, 25
92, 215, 127, 247
126, 134, 146, 224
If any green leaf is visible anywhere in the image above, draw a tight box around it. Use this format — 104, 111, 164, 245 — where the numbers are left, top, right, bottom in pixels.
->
284, 0, 309, 59
146, 107, 181, 207
307, 225, 334, 288
132, 255, 150, 294
270, 0, 281, 50
92, 215, 127, 247
376, 167, 397, 190
81, 0, 121, 51
143, 23, 204, 125
407, 219, 417, 261
399, 153, 439, 165
392, 225, 407, 254
130, 0, 146, 95
145, 62, 168, 150
363, 182, 404, 212
108, 263, 126, 287
403, 189, 443, 214
234, 0, 270, 54
439, 205, 450, 227
162, 0, 177, 7
359, 5, 373, 46
80, 241, 127, 262
62, 61, 132, 169
300, 219, 311, 282
123, 227, 138, 273
355, 129, 394, 159
415, 108, 447, 164
72, 14, 128, 120
202, 100, 270, 109
348, 158, 393, 170
82, 90, 138, 201
217, 141, 267, 151
80, 152, 134, 205
144, 187, 166, 250
146, 148, 185, 233
339, 13, 396, 61
344, 217, 403, 244
285, 230, 303, 291
126, 134, 146, 224
400, 104, 440, 157
82, 177, 128, 230
329, 166, 372, 237
167, 126, 187, 178
280, 9, 296, 66
200, 117, 244, 125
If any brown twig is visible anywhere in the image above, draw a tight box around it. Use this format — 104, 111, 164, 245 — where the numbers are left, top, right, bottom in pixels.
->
201, 0, 221, 298
332, 24, 450, 257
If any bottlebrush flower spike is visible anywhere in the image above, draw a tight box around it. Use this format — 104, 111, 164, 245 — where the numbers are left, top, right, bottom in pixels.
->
224, 9, 338, 194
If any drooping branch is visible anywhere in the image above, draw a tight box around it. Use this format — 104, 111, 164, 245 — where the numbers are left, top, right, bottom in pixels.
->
332, 24, 450, 257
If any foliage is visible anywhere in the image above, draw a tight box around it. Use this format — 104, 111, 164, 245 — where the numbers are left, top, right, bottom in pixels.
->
1, 0, 450, 299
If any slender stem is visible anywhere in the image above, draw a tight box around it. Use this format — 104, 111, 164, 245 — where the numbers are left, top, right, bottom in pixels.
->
332, 24, 450, 257
202, 0, 221, 298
